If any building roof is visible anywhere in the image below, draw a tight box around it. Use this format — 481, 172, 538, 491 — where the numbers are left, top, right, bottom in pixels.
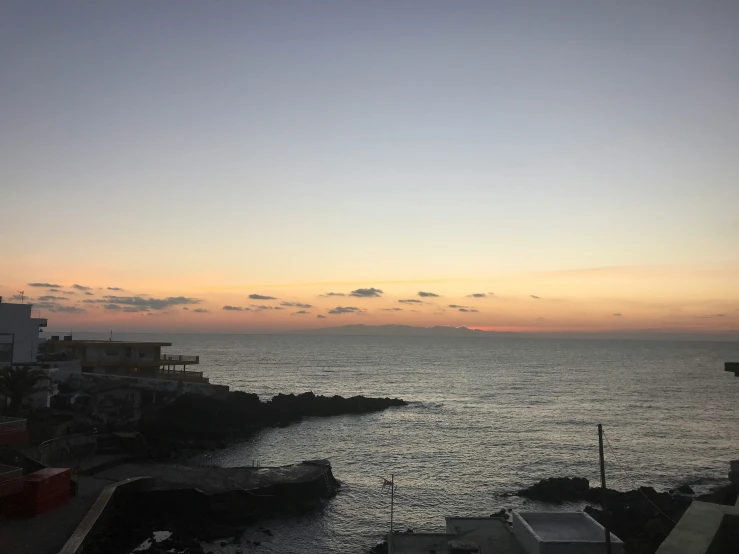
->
46, 340, 172, 347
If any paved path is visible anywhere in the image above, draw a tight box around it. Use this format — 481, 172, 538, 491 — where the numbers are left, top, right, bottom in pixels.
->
0, 473, 114, 554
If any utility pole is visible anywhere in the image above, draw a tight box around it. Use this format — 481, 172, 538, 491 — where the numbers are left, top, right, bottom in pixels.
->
598, 424, 612, 554
391, 473, 395, 530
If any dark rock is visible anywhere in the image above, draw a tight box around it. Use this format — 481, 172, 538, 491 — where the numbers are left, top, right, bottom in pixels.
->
696, 482, 739, 505
139, 391, 407, 450
676, 484, 694, 495
517, 477, 590, 502
490, 509, 507, 518
258, 527, 273, 536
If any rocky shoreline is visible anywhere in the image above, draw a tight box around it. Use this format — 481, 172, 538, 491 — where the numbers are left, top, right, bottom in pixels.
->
514, 476, 739, 554
138, 391, 407, 454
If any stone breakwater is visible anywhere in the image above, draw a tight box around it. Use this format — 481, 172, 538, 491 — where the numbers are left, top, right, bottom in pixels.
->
139, 390, 407, 452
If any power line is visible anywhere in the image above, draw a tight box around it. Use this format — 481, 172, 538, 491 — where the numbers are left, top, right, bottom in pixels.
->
602, 430, 677, 525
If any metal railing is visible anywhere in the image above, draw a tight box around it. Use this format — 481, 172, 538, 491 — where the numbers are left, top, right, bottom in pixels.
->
156, 369, 207, 383
161, 354, 199, 363
37, 432, 98, 467
0, 417, 27, 433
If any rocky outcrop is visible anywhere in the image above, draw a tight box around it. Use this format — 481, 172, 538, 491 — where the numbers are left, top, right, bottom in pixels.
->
584, 487, 692, 554
517, 476, 591, 502
139, 391, 406, 451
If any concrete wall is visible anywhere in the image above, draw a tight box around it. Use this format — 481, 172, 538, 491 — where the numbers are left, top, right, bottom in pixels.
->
0, 303, 44, 364
58, 477, 154, 554
657, 502, 739, 554
52, 370, 229, 399
513, 512, 542, 554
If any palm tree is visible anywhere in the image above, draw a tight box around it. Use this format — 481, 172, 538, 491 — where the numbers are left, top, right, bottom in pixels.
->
0, 366, 50, 416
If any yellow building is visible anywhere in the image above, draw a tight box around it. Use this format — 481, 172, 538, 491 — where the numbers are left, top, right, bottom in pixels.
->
42, 337, 206, 383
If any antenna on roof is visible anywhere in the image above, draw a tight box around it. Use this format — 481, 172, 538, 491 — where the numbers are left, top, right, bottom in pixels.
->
17, 290, 25, 303
109, 329, 113, 341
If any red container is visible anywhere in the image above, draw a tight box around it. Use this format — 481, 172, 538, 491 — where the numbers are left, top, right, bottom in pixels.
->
0, 468, 72, 518
0, 429, 28, 446
1, 488, 70, 517
22, 468, 71, 501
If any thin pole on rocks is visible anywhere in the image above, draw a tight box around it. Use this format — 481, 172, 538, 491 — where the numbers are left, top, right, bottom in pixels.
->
382, 474, 396, 554
598, 424, 612, 554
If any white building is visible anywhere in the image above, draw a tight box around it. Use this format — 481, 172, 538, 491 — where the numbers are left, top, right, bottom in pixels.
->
0, 298, 48, 366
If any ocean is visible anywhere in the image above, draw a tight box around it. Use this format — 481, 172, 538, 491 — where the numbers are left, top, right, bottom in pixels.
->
87, 333, 739, 553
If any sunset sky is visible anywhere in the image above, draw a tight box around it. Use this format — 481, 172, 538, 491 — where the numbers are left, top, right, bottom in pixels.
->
1, 2, 738, 338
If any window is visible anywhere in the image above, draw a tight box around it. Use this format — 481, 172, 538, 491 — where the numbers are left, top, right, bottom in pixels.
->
0, 344, 12, 363
105, 349, 118, 356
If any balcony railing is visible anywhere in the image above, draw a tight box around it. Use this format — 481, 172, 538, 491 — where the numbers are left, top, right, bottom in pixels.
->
0, 417, 27, 434
161, 354, 200, 364
156, 368, 208, 383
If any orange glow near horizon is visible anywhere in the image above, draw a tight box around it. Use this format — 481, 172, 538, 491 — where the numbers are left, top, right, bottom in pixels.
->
1, 265, 737, 339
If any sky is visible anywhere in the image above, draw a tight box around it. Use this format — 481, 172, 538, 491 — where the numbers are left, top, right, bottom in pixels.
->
1, 1, 738, 338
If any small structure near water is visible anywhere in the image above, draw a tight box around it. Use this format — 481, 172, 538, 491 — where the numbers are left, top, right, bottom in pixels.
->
512, 512, 624, 554
388, 513, 623, 554
725, 362, 739, 377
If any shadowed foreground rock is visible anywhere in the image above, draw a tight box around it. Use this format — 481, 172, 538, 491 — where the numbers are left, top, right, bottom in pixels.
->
139, 391, 406, 450
84, 461, 339, 554
516, 477, 739, 554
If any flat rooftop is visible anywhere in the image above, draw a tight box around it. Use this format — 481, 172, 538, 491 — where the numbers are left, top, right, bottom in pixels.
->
520, 513, 602, 541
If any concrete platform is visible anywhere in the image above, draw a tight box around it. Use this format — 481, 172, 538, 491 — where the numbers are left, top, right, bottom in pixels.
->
94, 459, 333, 494
0, 474, 113, 554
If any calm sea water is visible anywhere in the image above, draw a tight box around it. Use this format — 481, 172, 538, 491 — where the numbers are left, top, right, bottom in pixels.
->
92, 333, 739, 553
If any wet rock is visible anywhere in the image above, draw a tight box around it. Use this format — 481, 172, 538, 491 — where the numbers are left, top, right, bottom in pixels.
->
140, 391, 407, 449
517, 477, 590, 502
676, 484, 694, 495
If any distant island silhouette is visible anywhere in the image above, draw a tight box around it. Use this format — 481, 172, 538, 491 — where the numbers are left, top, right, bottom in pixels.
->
300, 324, 500, 337
293, 324, 737, 341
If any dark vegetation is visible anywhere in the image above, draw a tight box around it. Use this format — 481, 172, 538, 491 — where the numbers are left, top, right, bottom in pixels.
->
0, 366, 50, 415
